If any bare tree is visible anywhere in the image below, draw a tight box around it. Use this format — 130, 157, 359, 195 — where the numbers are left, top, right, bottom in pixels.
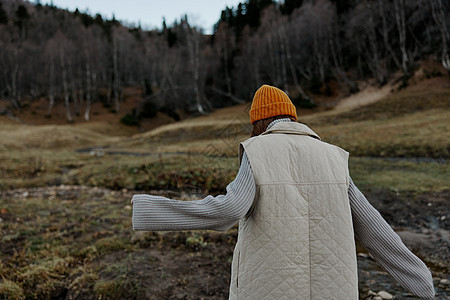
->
377, 0, 402, 70
46, 50, 56, 116
9, 49, 20, 109
366, 2, 386, 84
52, 31, 74, 123
430, 0, 450, 71
257, 5, 284, 87
278, 26, 288, 92
1, 25, 22, 109
59, 44, 73, 122
184, 16, 206, 114
300, 0, 331, 83
84, 48, 92, 121
328, 25, 359, 92
281, 23, 312, 101
393, 0, 409, 74
212, 22, 243, 103
234, 26, 263, 96
69, 61, 80, 116
112, 34, 120, 113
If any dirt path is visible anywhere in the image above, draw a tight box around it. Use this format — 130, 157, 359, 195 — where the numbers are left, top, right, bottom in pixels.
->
335, 83, 393, 112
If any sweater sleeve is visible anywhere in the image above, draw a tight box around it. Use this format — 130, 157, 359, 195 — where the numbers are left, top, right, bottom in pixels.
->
132, 152, 256, 231
349, 178, 435, 299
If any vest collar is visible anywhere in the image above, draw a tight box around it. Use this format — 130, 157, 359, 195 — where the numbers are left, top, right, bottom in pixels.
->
262, 122, 321, 140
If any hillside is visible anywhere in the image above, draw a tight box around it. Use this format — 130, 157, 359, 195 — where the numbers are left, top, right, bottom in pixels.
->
1, 0, 448, 124
1, 73, 449, 299
1, 68, 449, 192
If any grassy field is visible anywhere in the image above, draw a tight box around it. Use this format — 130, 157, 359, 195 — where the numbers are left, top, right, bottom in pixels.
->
0, 186, 235, 299
0, 77, 449, 299
1, 86, 449, 193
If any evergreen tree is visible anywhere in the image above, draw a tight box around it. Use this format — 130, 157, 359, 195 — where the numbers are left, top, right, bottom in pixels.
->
280, 0, 304, 15
331, 0, 354, 15
245, 0, 274, 28
15, 4, 30, 30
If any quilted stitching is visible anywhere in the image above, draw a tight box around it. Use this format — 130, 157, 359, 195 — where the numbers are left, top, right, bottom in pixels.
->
230, 123, 358, 299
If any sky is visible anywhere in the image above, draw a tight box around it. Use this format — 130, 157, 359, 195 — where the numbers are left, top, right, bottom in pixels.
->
40, 0, 244, 34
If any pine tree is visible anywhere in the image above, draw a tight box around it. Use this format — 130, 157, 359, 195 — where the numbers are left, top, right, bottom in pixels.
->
245, 0, 274, 28
15, 4, 30, 29
280, 0, 304, 15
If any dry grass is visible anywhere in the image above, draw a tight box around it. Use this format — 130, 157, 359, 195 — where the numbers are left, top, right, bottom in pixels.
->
0, 121, 134, 151
0, 280, 25, 300
0, 187, 236, 299
0, 79, 448, 193
349, 157, 449, 192
0, 187, 140, 299
317, 109, 450, 158
305, 89, 450, 126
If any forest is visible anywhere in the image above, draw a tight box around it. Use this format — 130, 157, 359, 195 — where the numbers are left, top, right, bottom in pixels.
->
0, 0, 449, 123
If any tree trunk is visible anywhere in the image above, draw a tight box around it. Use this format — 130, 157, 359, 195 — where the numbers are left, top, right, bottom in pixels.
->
113, 37, 120, 113
47, 53, 55, 116
47, 94, 54, 116
278, 27, 288, 92
378, 0, 402, 70
283, 26, 312, 103
10, 63, 20, 109
248, 40, 261, 88
60, 47, 73, 123
69, 59, 80, 116
222, 35, 232, 96
193, 35, 205, 114
367, 4, 386, 85
393, 0, 408, 74
313, 33, 325, 82
187, 24, 205, 114
329, 27, 359, 92
267, 35, 278, 85
355, 39, 363, 77
431, 0, 450, 71
84, 50, 91, 121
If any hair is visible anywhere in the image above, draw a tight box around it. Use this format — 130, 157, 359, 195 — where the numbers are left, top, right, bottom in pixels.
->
251, 115, 295, 137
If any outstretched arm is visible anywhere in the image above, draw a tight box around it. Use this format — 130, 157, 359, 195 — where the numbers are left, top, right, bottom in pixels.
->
132, 152, 256, 231
349, 178, 435, 299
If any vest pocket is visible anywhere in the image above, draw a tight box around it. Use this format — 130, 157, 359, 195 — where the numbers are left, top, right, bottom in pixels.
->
231, 248, 240, 289
236, 250, 240, 288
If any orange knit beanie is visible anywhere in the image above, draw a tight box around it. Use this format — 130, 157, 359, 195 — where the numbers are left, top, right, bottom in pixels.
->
249, 85, 297, 124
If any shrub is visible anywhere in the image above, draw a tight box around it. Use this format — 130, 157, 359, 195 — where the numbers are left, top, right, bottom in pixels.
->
292, 96, 317, 109
138, 100, 157, 118
120, 114, 139, 126
398, 74, 410, 90
423, 69, 442, 78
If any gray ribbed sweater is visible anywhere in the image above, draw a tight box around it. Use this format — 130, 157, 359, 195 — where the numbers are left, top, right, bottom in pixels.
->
132, 119, 435, 299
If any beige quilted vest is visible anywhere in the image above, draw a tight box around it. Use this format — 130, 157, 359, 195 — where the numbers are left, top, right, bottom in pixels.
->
229, 122, 358, 299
